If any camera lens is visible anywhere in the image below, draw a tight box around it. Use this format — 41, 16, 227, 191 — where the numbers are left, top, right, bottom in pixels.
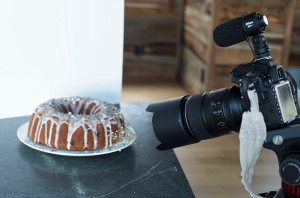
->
147, 86, 244, 150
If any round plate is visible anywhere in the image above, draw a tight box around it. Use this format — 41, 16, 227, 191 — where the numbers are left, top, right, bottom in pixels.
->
17, 122, 136, 157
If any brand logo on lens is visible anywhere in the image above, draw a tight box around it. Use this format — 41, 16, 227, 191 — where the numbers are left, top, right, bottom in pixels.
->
245, 21, 254, 28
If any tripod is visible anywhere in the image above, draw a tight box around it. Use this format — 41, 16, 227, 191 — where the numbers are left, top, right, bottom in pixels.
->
259, 118, 300, 198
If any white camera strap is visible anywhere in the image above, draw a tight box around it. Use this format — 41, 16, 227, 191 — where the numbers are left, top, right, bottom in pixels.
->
239, 89, 267, 198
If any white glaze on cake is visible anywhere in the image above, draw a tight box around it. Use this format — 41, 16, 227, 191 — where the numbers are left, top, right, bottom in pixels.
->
28, 97, 125, 150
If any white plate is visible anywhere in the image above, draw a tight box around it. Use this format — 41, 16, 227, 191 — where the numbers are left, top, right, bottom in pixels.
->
17, 122, 136, 157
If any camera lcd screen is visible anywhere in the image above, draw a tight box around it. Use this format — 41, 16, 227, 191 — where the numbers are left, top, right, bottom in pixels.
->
275, 81, 298, 123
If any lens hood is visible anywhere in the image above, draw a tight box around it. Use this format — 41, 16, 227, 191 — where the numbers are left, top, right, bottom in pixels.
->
146, 96, 200, 150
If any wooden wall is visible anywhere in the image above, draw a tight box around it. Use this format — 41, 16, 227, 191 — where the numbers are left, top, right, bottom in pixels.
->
180, 0, 213, 93
290, 0, 300, 65
181, 0, 296, 93
123, 0, 184, 80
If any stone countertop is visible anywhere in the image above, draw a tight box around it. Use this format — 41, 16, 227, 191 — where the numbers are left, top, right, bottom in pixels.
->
0, 103, 194, 198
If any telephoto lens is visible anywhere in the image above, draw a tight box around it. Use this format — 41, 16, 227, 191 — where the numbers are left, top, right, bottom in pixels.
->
146, 86, 244, 150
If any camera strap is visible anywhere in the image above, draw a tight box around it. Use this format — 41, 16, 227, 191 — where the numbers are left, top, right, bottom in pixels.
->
239, 89, 267, 198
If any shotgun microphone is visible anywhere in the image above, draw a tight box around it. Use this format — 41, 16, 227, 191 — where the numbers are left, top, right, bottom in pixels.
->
213, 12, 268, 47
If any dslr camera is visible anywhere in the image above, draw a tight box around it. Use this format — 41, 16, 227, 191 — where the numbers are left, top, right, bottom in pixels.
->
147, 12, 299, 151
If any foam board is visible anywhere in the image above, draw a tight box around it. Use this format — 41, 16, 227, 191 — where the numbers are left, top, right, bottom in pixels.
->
0, 0, 124, 118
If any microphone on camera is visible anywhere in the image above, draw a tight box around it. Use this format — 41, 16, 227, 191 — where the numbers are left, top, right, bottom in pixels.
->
213, 12, 268, 47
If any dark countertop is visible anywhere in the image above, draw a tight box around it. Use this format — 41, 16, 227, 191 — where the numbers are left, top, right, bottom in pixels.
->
0, 103, 194, 198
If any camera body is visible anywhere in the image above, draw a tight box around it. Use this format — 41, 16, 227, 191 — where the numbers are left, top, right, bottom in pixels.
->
231, 56, 299, 130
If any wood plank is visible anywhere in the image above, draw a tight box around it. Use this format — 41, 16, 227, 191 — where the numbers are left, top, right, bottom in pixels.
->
297, 0, 300, 9
125, 0, 183, 14
182, 47, 207, 91
183, 31, 209, 63
213, 64, 236, 88
290, 45, 300, 54
180, 71, 205, 94
125, 23, 178, 41
122, 77, 188, 103
205, 0, 219, 91
282, 0, 296, 68
124, 52, 177, 66
124, 37, 177, 44
123, 63, 177, 79
183, 15, 210, 42
215, 47, 253, 66
185, 0, 213, 15
215, 45, 283, 66
125, 0, 173, 14
126, 0, 170, 4
175, 0, 184, 71
218, 1, 292, 26
293, 10, 300, 27
183, 47, 207, 70
125, 14, 178, 25
289, 35, 300, 65
124, 43, 177, 56
290, 0, 300, 64
184, 5, 211, 24
184, 25, 209, 47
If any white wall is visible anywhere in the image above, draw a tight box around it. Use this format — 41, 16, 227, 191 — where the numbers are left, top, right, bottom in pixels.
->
0, 0, 124, 118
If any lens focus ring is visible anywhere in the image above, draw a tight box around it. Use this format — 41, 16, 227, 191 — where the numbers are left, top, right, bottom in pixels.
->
185, 93, 212, 140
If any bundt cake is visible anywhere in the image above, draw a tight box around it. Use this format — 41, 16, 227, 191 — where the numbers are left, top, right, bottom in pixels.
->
27, 97, 125, 150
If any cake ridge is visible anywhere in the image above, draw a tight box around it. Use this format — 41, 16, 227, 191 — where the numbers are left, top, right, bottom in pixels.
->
28, 96, 124, 150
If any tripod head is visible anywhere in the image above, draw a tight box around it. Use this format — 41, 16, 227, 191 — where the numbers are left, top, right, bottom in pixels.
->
262, 118, 300, 197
